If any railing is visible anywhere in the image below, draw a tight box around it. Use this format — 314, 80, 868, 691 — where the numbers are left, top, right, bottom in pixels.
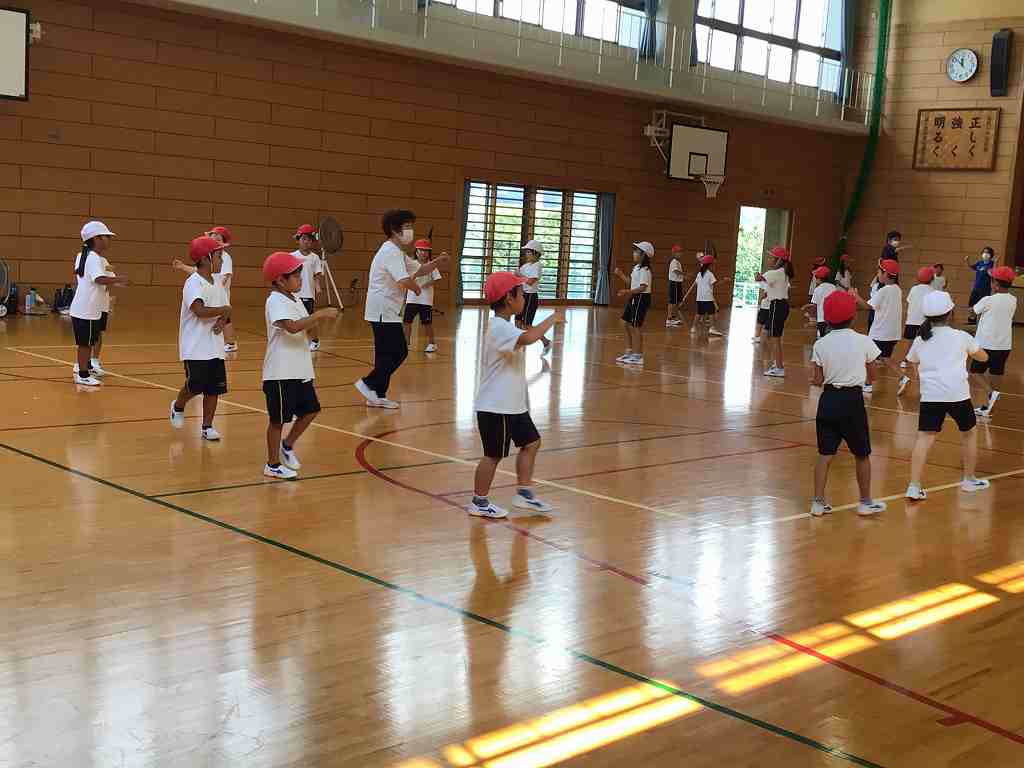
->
349, 0, 878, 128
732, 280, 762, 307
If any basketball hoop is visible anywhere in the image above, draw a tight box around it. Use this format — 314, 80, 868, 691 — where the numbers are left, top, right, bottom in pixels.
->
699, 174, 725, 199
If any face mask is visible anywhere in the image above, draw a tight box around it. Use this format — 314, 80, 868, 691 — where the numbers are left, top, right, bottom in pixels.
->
400, 228, 414, 245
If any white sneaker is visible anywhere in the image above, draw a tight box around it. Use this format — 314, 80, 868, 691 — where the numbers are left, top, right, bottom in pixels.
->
354, 379, 377, 403
862, 384, 873, 394
897, 376, 910, 395
810, 499, 832, 517
765, 367, 786, 378
987, 391, 1001, 413
960, 477, 990, 493
309, 340, 320, 351
615, 351, 633, 362
169, 401, 185, 429
625, 354, 643, 366
90, 360, 107, 377
467, 500, 508, 519
368, 397, 400, 409
280, 442, 301, 470
224, 342, 238, 353
74, 374, 101, 387
905, 483, 927, 501
752, 336, 761, 343
425, 343, 437, 353
899, 361, 907, 369
201, 426, 221, 441
709, 328, 724, 337
514, 492, 554, 513
858, 500, 887, 516
975, 406, 990, 419
264, 463, 298, 479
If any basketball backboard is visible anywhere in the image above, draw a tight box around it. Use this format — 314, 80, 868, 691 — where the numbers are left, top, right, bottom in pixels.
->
0, 8, 29, 101
667, 124, 728, 181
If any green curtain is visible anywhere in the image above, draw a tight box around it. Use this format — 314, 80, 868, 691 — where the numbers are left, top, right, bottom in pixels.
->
832, 0, 893, 269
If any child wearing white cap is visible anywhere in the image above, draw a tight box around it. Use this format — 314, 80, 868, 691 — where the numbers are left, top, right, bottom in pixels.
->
904, 291, 990, 501
613, 242, 653, 365
69, 221, 129, 386
515, 240, 551, 354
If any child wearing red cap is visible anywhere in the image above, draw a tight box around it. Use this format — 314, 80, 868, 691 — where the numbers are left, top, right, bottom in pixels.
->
808, 256, 826, 302
666, 244, 685, 327
468, 272, 565, 519
292, 224, 325, 351
971, 265, 1017, 418
173, 225, 238, 353
614, 242, 654, 365
905, 291, 990, 500
852, 259, 909, 395
683, 254, 723, 337
169, 236, 232, 441
803, 266, 837, 338
758, 245, 794, 377
260, 252, 339, 479
904, 266, 935, 347
931, 263, 946, 292
810, 290, 886, 517
403, 238, 444, 353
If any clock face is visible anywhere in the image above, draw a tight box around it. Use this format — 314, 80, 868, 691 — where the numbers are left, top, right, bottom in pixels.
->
947, 48, 979, 83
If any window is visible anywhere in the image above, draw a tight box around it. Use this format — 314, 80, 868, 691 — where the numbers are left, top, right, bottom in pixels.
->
459, 181, 602, 302
694, 0, 842, 91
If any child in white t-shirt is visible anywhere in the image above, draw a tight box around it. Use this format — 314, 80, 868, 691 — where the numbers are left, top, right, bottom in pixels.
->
667, 244, 685, 326
683, 254, 725, 338
292, 224, 325, 351
971, 265, 1017, 418
468, 271, 565, 519
515, 240, 551, 354
403, 238, 444, 353
852, 259, 909, 395
904, 266, 935, 343
169, 236, 232, 441
173, 225, 238, 352
260, 252, 339, 479
810, 290, 886, 517
930, 263, 946, 292
904, 291, 990, 501
614, 242, 654, 365
802, 266, 836, 338
835, 254, 853, 290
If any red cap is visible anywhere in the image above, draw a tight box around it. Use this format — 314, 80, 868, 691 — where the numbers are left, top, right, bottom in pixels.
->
823, 290, 857, 325
263, 251, 304, 283
813, 266, 831, 280
671, 244, 683, 253
207, 225, 232, 245
414, 239, 432, 251
189, 235, 225, 264
879, 258, 900, 276
916, 266, 935, 283
484, 271, 526, 304
294, 224, 317, 239
700, 254, 715, 265
769, 245, 791, 262
840, 253, 849, 262
991, 265, 1016, 284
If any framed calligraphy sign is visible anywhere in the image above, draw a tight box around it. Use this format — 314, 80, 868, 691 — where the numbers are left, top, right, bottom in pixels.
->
913, 108, 1001, 170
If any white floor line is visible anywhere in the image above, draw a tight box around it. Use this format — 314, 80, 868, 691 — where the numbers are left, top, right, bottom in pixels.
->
7, 346, 686, 521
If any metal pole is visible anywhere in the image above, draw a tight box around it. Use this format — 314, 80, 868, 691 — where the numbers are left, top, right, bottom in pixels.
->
668, 24, 677, 87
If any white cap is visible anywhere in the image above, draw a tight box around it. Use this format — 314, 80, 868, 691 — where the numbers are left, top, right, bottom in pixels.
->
81, 220, 116, 242
922, 290, 955, 317
521, 239, 543, 254
633, 241, 654, 257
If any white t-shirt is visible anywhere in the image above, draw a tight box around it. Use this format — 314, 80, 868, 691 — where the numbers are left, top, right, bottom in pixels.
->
519, 261, 541, 294
695, 270, 717, 301
905, 283, 934, 326
69, 250, 108, 321
631, 265, 652, 294
808, 275, 820, 297
364, 240, 410, 323
216, 251, 233, 299
907, 326, 980, 403
668, 258, 684, 283
931, 274, 946, 291
98, 257, 112, 313
475, 314, 528, 414
407, 268, 442, 306
812, 328, 880, 387
810, 282, 838, 323
974, 293, 1017, 351
763, 267, 790, 301
263, 291, 314, 382
868, 283, 902, 341
179, 272, 227, 361
293, 250, 323, 300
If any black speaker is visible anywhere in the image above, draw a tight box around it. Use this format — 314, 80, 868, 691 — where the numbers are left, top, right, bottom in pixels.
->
991, 29, 1013, 97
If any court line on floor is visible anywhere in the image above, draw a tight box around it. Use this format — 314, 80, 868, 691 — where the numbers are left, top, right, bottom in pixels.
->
356, 428, 1024, 748
0, 440, 883, 768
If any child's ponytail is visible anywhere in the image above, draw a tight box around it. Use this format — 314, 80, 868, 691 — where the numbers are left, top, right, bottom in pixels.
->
783, 260, 795, 280
919, 310, 951, 341
75, 239, 93, 277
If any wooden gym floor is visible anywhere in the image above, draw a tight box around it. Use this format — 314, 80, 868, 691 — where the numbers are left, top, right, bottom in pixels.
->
3, 303, 1024, 767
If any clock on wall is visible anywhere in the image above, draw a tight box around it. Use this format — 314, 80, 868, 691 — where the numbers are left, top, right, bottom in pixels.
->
947, 48, 979, 83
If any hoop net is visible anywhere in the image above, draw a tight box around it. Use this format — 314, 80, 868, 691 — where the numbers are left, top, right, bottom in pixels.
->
699, 174, 725, 199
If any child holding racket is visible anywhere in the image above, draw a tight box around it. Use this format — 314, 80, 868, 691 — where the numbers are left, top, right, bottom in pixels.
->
260, 251, 339, 479
403, 238, 443, 353
292, 224, 325, 351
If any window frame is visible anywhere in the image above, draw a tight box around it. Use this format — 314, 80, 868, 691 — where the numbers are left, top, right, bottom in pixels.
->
693, 0, 841, 86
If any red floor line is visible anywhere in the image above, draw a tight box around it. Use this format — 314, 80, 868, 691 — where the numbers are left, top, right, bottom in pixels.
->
766, 633, 1024, 745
